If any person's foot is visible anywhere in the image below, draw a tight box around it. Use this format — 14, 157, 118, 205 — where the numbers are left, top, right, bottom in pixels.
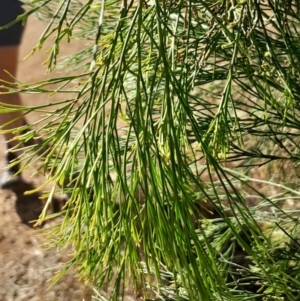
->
1, 150, 22, 189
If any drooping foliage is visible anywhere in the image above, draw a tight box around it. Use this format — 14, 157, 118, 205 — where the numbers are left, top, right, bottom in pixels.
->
2, 0, 300, 300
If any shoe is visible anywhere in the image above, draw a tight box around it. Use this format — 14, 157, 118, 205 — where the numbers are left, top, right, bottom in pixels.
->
1, 149, 22, 189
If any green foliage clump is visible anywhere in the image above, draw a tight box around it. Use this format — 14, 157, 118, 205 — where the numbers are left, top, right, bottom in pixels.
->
2, 0, 300, 300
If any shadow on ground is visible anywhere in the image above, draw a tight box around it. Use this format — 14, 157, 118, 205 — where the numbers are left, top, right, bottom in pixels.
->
8, 181, 60, 227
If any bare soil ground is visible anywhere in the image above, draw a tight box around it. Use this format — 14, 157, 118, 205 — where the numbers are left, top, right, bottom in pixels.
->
0, 15, 95, 301
0, 13, 142, 301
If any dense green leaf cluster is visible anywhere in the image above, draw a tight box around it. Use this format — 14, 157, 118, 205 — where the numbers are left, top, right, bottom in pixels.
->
2, 0, 300, 300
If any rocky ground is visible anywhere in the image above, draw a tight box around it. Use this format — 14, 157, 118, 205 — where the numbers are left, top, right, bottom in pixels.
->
0, 12, 140, 301
0, 177, 94, 301
0, 14, 95, 301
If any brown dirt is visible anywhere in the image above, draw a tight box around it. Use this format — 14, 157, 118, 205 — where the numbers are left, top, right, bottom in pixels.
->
0, 13, 144, 300
0, 15, 94, 301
